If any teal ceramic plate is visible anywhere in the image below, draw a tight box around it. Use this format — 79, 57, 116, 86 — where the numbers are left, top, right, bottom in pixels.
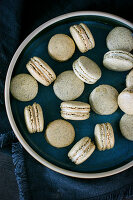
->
5, 11, 133, 178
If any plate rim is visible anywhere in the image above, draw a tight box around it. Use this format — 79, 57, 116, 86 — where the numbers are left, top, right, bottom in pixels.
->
5, 11, 133, 179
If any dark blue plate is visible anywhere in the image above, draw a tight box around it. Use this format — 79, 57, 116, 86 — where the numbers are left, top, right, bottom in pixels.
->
5, 12, 133, 178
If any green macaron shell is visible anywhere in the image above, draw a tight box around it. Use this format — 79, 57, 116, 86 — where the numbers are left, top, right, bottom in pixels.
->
10, 73, 38, 101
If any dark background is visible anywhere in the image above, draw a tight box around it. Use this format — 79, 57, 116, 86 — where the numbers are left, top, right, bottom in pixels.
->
0, 0, 133, 200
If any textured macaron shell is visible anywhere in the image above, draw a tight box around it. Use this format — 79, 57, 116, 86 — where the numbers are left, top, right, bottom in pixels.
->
103, 50, 133, 71
118, 88, 133, 115
53, 70, 84, 101
26, 57, 56, 86
120, 114, 133, 141
24, 103, 44, 133
89, 84, 119, 115
45, 119, 75, 148
68, 137, 95, 165
10, 74, 38, 101
106, 27, 133, 52
126, 69, 133, 88
73, 56, 101, 84
70, 23, 95, 53
24, 105, 36, 133
60, 101, 90, 120
48, 34, 75, 62
94, 123, 115, 151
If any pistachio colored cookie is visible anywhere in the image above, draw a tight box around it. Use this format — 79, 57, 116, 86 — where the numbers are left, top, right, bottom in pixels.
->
10, 73, 38, 101
53, 70, 84, 101
48, 34, 75, 62
45, 119, 75, 148
89, 84, 119, 115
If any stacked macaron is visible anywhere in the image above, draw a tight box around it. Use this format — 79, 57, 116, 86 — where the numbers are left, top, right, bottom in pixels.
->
10, 22, 133, 167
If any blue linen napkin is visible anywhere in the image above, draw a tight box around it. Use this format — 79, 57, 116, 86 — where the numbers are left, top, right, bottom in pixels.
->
0, 0, 133, 200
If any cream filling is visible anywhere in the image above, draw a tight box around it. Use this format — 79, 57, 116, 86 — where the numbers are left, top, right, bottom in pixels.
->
30, 60, 52, 83
102, 123, 107, 148
71, 140, 91, 162
61, 107, 89, 113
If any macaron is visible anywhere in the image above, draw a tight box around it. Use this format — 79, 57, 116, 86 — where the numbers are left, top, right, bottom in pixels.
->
48, 34, 75, 62
103, 50, 133, 71
68, 137, 95, 165
94, 122, 115, 151
10, 73, 38, 101
89, 84, 119, 115
26, 57, 56, 86
60, 101, 90, 120
118, 88, 133, 115
120, 114, 133, 141
73, 56, 101, 84
70, 23, 95, 53
126, 69, 133, 88
106, 27, 133, 52
45, 119, 75, 148
24, 103, 44, 133
53, 70, 84, 101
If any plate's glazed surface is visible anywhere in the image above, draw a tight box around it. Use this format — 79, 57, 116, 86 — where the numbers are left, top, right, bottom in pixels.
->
5, 12, 133, 178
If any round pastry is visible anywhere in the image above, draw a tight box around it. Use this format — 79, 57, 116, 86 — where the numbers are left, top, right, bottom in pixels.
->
106, 26, 133, 52
45, 119, 75, 148
53, 70, 84, 101
48, 34, 75, 62
60, 101, 90, 120
94, 122, 115, 151
68, 137, 95, 165
103, 50, 133, 71
73, 56, 101, 84
118, 87, 133, 115
89, 84, 119, 115
26, 57, 56, 86
120, 114, 133, 141
10, 73, 38, 101
24, 103, 44, 133
70, 23, 95, 53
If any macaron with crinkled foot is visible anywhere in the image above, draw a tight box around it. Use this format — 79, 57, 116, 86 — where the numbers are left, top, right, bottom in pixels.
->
126, 69, 133, 88
89, 84, 119, 115
68, 137, 95, 165
24, 103, 44, 133
94, 122, 115, 151
106, 27, 133, 52
48, 34, 75, 62
118, 87, 133, 115
53, 70, 84, 101
120, 114, 133, 141
10, 73, 38, 101
45, 119, 75, 148
70, 23, 95, 53
73, 56, 101, 84
26, 57, 56, 86
60, 101, 90, 120
103, 50, 133, 71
